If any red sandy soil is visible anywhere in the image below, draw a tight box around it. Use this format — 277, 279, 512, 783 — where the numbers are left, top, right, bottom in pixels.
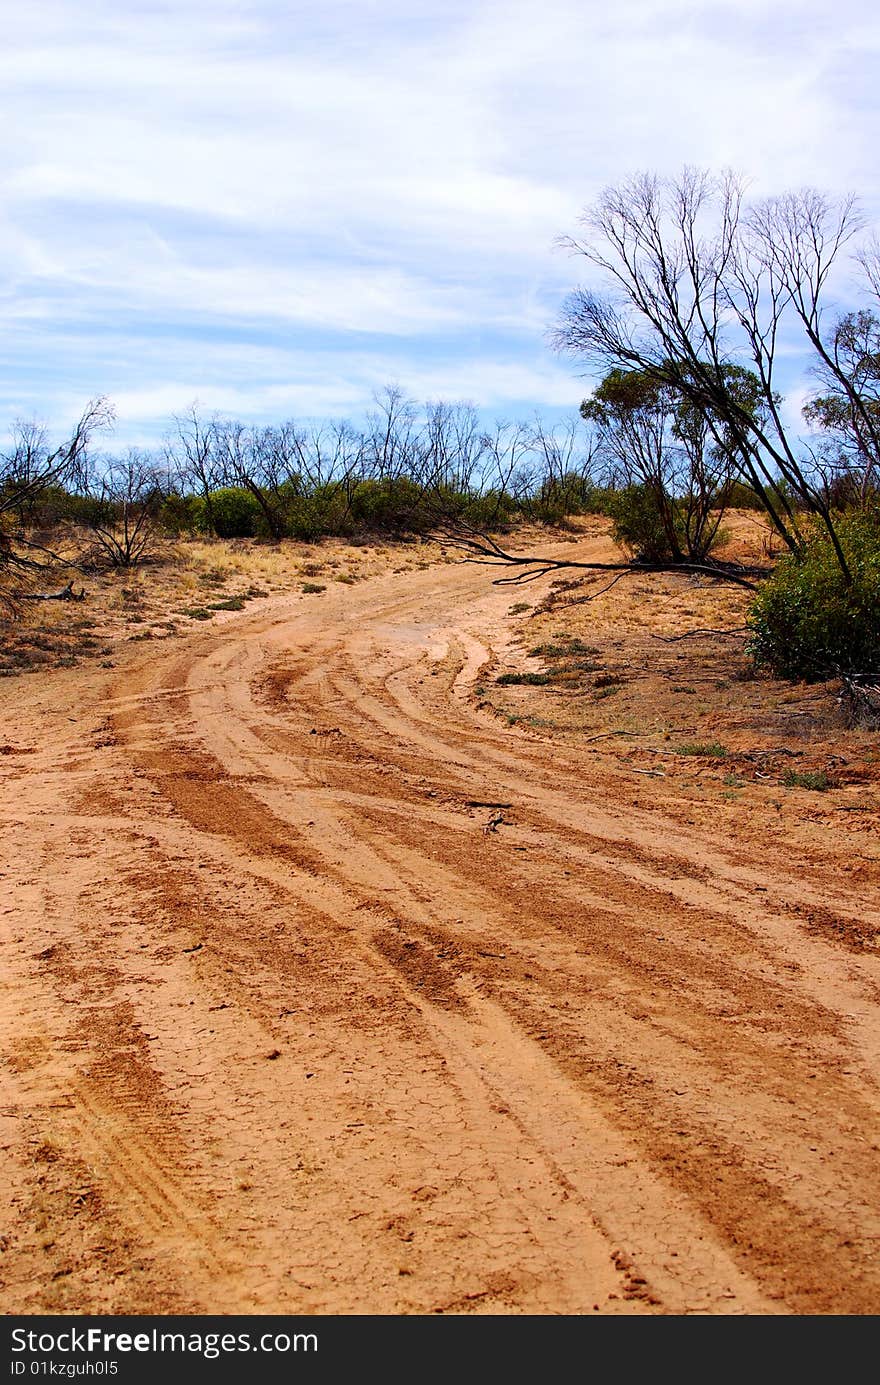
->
1, 519, 879, 1315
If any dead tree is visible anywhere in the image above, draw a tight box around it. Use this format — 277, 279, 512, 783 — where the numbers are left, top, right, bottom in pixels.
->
1, 398, 115, 612
552, 168, 869, 582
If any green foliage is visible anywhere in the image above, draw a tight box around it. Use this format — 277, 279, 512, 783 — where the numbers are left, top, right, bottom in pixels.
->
524, 473, 598, 525
578, 485, 619, 516
203, 488, 262, 538
49, 490, 109, 527
345, 478, 428, 534
283, 487, 348, 541
207, 595, 247, 611
458, 487, 518, 530
605, 484, 685, 562
747, 508, 880, 680
722, 480, 766, 512
580, 366, 666, 419
528, 637, 596, 658
677, 741, 729, 758
495, 671, 553, 686
159, 492, 202, 535
0, 482, 80, 526
782, 768, 830, 791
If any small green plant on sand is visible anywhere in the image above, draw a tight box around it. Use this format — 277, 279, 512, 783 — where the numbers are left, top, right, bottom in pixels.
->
496, 671, 552, 686
781, 768, 830, 791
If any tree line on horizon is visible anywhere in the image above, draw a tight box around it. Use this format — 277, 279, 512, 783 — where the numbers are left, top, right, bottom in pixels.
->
1, 168, 879, 697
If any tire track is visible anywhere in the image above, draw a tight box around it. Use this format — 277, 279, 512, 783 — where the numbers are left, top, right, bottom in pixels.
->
3, 552, 878, 1313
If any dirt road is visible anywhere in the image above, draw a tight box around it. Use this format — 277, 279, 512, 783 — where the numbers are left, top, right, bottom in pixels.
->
2, 546, 879, 1315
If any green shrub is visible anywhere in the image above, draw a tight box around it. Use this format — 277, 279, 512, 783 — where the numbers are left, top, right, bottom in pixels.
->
58, 491, 111, 528
282, 495, 330, 541
495, 671, 553, 686
459, 488, 517, 531
529, 638, 597, 658
348, 478, 433, 534
207, 595, 246, 611
579, 485, 619, 516
677, 741, 729, 758
747, 508, 880, 681
159, 492, 202, 535
606, 484, 685, 562
782, 768, 830, 791
22, 484, 81, 525
722, 480, 766, 511
524, 473, 596, 526
276, 483, 352, 540
203, 488, 262, 538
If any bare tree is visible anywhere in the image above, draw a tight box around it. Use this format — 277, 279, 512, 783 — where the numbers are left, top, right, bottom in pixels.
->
364, 385, 427, 482
0, 397, 115, 597
422, 401, 488, 494
166, 402, 219, 532
1, 419, 53, 523
480, 419, 535, 506
79, 448, 166, 568
552, 168, 870, 581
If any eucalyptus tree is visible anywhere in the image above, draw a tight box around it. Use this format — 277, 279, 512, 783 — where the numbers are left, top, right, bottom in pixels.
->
552, 168, 874, 582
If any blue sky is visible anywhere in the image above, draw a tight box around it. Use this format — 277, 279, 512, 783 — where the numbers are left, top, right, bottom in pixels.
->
3, 0, 880, 447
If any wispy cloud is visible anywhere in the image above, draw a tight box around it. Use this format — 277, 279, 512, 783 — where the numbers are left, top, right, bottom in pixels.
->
2, 0, 878, 440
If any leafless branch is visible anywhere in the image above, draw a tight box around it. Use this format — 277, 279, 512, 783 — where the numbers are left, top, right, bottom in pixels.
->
435, 522, 765, 589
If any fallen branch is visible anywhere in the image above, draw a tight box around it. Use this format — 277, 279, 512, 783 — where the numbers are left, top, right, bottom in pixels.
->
18, 580, 86, 602
434, 522, 767, 591
569, 569, 634, 602
651, 626, 749, 642
839, 673, 880, 729
582, 729, 637, 742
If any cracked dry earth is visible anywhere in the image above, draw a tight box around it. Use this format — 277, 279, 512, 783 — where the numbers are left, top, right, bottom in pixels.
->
2, 540, 879, 1317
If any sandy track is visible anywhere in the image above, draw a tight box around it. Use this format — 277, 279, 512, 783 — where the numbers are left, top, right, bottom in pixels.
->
2, 551, 879, 1315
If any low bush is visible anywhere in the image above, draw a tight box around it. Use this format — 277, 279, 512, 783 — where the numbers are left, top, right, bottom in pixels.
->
159, 492, 202, 535
721, 480, 767, 511
282, 488, 346, 541
347, 478, 431, 534
782, 768, 830, 791
605, 484, 685, 562
677, 741, 729, 758
202, 488, 263, 539
458, 488, 517, 531
495, 671, 553, 686
524, 472, 596, 526
747, 508, 880, 681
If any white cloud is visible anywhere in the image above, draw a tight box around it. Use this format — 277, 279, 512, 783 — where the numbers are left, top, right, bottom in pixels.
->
1, 0, 879, 437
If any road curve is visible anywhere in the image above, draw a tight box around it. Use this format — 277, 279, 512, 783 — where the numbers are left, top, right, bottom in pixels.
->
2, 554, 879, 1314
